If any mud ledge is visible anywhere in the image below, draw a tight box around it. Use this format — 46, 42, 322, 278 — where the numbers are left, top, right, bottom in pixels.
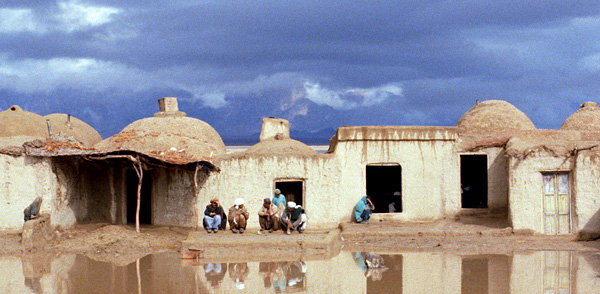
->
2, 220, 600, 265
180, 229, 343, 263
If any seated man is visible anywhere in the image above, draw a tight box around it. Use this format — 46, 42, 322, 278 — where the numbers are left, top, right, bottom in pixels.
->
354, 196, 374, 223
228, 198, 249, 233
258, 198, 280, 233
280, 201, 307, 235
204, 198, 225, 233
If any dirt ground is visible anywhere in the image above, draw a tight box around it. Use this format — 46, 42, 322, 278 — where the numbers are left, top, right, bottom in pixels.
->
2, 217, 600, 265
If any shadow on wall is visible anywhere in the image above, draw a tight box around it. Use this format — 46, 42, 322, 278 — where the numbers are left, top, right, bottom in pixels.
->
53, 157, 115, 225
577, 207, 600, 241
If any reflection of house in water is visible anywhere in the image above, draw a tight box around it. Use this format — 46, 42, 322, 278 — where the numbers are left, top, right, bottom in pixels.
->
4, 98, 600, 236
2, 250, 599, 293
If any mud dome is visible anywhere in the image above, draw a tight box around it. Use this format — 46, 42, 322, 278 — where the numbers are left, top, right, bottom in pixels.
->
3, 98, 600, 241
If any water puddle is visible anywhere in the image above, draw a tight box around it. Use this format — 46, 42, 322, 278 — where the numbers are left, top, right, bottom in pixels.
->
2, 250, 600, 293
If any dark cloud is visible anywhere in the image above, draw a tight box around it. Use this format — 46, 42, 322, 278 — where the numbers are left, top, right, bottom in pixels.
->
1, 0, 599, 144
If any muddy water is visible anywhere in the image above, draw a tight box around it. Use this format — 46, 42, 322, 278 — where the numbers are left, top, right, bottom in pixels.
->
2, 250, 600, 293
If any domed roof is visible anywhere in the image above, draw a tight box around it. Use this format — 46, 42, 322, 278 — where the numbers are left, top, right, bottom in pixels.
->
456, 100, 536, 133
44, 113, 102, 147
560, 102, 600, 131
0, 105, 48, 146
244, 137, 317, 156
95, 116, 225, 157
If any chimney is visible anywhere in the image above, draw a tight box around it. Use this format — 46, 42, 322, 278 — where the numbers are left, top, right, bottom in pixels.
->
259, 117, 290, 141
154, 97, 186, 117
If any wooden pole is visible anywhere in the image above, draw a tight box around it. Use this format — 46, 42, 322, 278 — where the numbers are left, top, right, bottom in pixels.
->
193, 164, 200, 231
133, 156, 143, 233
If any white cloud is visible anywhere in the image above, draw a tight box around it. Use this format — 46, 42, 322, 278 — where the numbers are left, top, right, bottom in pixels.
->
303, 82, 403, 110
0, 8, 42, 33
579, 53, 600, 72
0, 56, 157, 93
57, 0, 121, 32
0, 1, 121, 35
195, 91, 228, 108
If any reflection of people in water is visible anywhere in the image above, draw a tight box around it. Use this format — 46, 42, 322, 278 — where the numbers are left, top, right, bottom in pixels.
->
228, 263, 249, 290
354, 252, 367, 273
259, 262, 285, 289
282, 260, 307, 288
204, 263, 227, 289
353, 252, 388, 281
24, 277, 42, 293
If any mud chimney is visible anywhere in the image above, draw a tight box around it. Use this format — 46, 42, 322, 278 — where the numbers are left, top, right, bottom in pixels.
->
260, 117, 290, 141
154, 97, 186, 117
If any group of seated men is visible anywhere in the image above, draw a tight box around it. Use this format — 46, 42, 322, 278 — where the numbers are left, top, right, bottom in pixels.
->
203, 189, 307, 235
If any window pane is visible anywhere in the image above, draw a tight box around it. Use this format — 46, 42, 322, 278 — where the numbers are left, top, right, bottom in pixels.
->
543, 174, 555, 194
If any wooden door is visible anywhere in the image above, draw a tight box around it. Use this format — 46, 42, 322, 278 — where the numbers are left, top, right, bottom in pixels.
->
543, 173, 570, 235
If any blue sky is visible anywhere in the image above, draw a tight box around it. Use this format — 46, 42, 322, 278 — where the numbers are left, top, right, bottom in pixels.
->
1, 1, 599, 144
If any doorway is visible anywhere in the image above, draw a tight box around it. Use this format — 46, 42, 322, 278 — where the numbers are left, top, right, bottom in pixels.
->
275, 180, 304, 206
366, 164, 402, 213
542, 172, 570, 234
460, 155, 488, 208
126, 169, 152, 224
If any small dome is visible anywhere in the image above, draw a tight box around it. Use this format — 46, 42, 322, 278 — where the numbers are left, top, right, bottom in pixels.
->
560, 102, 600, 131
244, 138, 317, 156
44, 114, 102, 147
0, 105, 48, 144
456, 100, 536, 133
95, 116, 225, 157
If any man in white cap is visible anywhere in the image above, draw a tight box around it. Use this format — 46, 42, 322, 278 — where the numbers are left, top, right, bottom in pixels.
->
280, 201, 307, 235
228, 198, 249, 233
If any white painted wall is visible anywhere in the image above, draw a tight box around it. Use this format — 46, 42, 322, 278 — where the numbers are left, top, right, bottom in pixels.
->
334, 127, 460, 222
484, 147, 509, 210
508, 153, 573, 234
199, 154, 341, 230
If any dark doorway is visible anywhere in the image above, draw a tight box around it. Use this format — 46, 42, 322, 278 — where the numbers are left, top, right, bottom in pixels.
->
366, 165, 402, 213
275, 181, 303, 206
127, 169, 152, 224
460, 155, 488, 208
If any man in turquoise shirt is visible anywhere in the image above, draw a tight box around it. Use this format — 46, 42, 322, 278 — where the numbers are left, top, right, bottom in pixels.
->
272, 189, 287, 210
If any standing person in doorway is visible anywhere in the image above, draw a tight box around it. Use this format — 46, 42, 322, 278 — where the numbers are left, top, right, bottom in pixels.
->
272, 189, 287, 211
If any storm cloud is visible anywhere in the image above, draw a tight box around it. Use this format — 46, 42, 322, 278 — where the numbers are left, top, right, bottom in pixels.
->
1, 0, 599, 143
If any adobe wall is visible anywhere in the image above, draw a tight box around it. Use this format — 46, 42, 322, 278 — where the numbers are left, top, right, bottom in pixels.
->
332, 126, 460, 221
508, 152, 573, 234
481, 147, 509, 210
572, 151, 600, 237
199, 154, 341, 230
50, 158, 115, 228
0, 154, 58, 232
153, 168, 209, 227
